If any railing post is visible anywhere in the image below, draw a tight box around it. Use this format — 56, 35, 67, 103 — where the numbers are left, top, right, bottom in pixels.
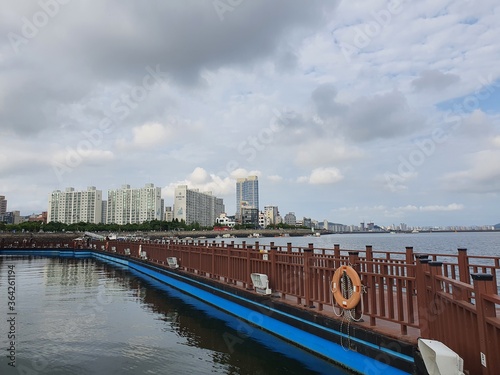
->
427, 261, 443, 339
304, 245, 314, 308
458, 248, 470, 284
415, 257, 430, 338
365, 245, 373, 270
348, 251, 362, 319
365, 245, 376, 326
472, 273, 497, 375
406, 246, 414, 277
270, 246, 277, 293
246, 241, 252, 289
211, 244, 215, 279
334, 244, 340, 269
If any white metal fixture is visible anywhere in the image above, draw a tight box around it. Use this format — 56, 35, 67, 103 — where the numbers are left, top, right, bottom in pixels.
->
417, 338, 465, 375
250, 273, 272, 295
140, 251, 147, 260
124, 248, 130, 255
167, 257, 179, 269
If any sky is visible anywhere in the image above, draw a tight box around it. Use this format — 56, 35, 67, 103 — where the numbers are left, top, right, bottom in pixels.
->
1, 0, 500, 227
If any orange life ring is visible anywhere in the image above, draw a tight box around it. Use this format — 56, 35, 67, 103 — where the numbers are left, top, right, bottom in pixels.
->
331, 265, 362, 310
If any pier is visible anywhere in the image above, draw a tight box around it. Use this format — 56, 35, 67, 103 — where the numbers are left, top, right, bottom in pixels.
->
1, 236, 499, 374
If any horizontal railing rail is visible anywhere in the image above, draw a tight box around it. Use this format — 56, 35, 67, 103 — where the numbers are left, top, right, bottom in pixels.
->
2, 236, 500, 373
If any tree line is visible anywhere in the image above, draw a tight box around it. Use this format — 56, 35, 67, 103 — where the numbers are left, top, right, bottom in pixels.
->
0, 220, 308, 233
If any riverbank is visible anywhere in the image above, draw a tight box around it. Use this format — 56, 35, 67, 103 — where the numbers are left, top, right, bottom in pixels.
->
0, 228, 323, 240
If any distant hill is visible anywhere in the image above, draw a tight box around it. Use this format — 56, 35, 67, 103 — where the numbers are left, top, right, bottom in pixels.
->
495, 223, 500, 230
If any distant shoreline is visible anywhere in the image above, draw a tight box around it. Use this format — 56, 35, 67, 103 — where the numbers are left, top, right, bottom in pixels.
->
0, 228, 498, 241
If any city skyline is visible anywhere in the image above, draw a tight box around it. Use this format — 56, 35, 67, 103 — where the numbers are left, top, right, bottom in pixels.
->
1, 181, 499, 230
1, 2, 500, 227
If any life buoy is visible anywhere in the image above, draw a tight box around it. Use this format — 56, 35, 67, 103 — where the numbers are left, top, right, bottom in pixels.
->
331, 265, 362, 310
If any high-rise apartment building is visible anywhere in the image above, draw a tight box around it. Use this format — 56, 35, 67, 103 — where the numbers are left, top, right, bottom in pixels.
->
101, 201, 107, 224
173, 185, 224, 227
284, 212, 297, 226
263, 206, 279, 227
0, 195, 7, 216
106, 183, 163, 225
236, 176, 259, 217
48, 187, 102, 224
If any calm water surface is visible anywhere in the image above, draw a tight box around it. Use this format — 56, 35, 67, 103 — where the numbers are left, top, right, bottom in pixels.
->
224, 231, 500, 257
0, 256, 352, 375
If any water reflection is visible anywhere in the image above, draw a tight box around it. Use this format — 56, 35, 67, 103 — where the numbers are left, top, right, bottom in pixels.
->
0, 257, 351, 375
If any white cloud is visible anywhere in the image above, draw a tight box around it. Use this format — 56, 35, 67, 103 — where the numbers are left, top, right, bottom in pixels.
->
419, 203, 464, 212
298, 167, 344, 185
267, 175, 283, 182
117, 122, 172, 149
295, 139, 363, 167
441, 150, 500, 193
491, 136, 500, 148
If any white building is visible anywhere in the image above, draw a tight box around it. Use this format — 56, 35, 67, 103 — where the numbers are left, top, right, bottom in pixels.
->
174, 185, 224, 227
165, 206, 174, 222
48, 187, 103, 224
0, 195, 7, 216
284, 212, 297, 226
107, 183, 163, 225
215, 213, 236, 227
263, 206, 279, 227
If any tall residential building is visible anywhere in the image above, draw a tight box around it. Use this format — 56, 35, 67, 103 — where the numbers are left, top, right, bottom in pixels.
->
106, 183, 163, 225
263, 206, 279, 227
0, 211, 21, 225
48, 187, 102, 224
101, 201, 107, 224
0, 195, 7, 216
164, 206, 174, 222
236, 176, 259, 217
284, 212, 297, 226
174, 185, 224, 227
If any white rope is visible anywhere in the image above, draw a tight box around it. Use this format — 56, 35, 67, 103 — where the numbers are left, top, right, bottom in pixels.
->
330, 268, 366, 350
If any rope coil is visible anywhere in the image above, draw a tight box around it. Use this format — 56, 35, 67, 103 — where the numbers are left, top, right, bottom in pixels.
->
330, 265, 365, 350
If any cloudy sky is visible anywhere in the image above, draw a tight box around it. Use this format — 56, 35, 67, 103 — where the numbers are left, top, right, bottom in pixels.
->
1, 0, 500, 227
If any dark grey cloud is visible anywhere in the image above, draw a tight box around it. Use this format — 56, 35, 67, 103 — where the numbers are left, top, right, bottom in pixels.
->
342, 90, 423, 142
311, 83, 346, 118
412, 69, 460, 92
0, 0, 339, 135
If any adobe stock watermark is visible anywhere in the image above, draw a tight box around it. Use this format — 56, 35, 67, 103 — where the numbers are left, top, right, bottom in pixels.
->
384, 75, 500, 192
338, 0, 405, 62
7, 0, 72, 54
213, 0, 244, 21
52, 65, 168, 182
214, 108, 294, 182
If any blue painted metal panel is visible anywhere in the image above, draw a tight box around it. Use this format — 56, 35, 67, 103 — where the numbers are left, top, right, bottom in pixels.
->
120, 258, 411, 375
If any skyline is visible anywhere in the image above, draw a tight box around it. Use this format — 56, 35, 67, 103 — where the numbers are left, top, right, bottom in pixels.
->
1, 1, 500, 227
2, 181, 499, 229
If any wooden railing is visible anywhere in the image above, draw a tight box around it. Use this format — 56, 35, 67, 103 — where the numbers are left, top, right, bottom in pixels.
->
1, 237, 499, 374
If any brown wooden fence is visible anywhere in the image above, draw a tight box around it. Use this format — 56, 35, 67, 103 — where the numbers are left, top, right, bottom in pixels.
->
1, 237, 499, 374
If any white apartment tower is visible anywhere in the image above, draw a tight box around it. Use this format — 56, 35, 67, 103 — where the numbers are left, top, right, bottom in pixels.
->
48, 187, 103, 224
106, 183, 163, 225
0, 195, 7, 216
174, 185, 224, 227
